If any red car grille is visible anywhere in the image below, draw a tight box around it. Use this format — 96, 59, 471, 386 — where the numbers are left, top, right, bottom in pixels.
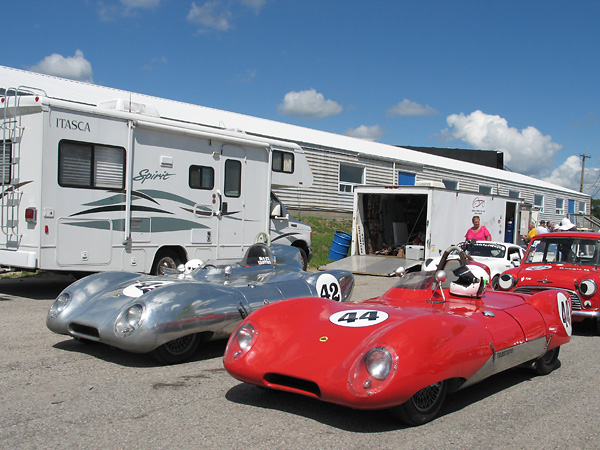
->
264, 373, 321, 398
513, 286, 582, 310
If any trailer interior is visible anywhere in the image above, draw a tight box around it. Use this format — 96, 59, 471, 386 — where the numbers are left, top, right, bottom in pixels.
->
361, 193, 428, 256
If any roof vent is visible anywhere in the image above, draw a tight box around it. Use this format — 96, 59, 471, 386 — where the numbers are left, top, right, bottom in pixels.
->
415, 180, 446, 188
415, 180, 445, 188
97, 98, 160, 117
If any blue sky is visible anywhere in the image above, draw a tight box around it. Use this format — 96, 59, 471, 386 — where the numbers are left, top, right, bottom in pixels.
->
4, 0, 600, 196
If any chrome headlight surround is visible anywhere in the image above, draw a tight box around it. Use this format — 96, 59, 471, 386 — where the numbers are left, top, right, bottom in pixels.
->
48, 292, 72, 318
348, 343, 397, 397
225, 321, 258, 363
114, 303, 145, 337
578, 278, 597, 298
498, 273, 516, 291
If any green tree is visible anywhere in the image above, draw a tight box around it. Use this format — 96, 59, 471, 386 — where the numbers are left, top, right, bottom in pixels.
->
592, 198, 600, 219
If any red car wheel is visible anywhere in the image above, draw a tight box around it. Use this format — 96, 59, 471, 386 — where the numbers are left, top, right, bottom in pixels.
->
390, 381, 447, 426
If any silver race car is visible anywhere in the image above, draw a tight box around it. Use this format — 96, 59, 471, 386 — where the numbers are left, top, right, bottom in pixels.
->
47, 244, 354, 364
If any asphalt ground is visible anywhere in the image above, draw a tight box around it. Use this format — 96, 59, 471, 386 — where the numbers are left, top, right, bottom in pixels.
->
0, 272, 599, 450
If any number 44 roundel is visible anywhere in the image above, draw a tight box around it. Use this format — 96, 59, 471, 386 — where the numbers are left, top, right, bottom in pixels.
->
329, 309, 389, 327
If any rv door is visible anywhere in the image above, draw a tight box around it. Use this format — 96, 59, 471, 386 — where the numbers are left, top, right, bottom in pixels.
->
216, 144, 269, 260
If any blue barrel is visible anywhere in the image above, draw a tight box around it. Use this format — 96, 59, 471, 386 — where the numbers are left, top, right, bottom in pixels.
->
328, 231, 352, 261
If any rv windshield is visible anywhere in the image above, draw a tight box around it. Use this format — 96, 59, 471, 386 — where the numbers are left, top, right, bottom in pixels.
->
525, 237, 600, 266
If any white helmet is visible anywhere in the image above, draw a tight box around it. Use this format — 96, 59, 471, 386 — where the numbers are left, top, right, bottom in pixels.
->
184, 259, 204, 274
450, 264, 490, 298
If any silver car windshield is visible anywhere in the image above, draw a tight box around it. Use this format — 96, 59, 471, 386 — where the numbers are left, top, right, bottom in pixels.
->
525, 237, 600, 266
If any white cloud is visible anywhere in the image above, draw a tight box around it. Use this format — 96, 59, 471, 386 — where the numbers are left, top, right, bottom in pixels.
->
143, 56, 168, 71
187, 1, 232, 32
543, 155, 600, 195
343, 125, 384, 141
240, 0, 266, 12
277, 89, 342, 119
234, 68, 257, 83
98, 0, 159, 21
542, 155, 583, 192
120, 0, 159, 8
29, 50, 93, 83
442, 110, 562, 177
387, 99, 438, 117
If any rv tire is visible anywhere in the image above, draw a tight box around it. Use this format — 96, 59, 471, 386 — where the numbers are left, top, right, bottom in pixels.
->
152, 250, 183, 275
298, 248, 308, 270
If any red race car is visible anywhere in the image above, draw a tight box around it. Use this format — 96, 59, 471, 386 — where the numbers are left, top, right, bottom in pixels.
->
223, 246, 572, 426
499, 231, 600, 334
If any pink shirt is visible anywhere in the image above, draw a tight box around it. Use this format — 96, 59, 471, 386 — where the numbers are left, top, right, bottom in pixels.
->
465, 226, 491, 241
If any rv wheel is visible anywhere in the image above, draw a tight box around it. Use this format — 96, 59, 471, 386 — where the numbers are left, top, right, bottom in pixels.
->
152, 250, 182, 275
298, 248, 308, 270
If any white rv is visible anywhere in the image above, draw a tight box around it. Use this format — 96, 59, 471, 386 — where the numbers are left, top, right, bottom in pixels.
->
0, 86, 313, 274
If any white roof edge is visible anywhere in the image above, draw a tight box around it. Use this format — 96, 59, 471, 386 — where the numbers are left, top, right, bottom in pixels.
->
0, 65, 587, 199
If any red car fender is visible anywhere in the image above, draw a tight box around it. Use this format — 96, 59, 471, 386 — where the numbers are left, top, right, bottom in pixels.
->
524, 289, 572, 344
340, 312, 494, 409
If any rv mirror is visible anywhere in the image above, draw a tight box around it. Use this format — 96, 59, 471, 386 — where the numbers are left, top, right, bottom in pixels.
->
270, 203, 282, 217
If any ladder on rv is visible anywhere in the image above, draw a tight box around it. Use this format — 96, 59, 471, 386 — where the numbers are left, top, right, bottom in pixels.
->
0, 86, 45, 238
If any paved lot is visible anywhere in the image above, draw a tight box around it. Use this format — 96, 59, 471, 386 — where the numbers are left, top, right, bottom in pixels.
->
0, 272, 599, 450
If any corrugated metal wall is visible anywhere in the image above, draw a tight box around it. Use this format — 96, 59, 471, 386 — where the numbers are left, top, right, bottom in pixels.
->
274, 145, 591, 224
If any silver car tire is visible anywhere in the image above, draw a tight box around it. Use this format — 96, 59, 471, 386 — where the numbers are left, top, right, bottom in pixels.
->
150, 334, 200, 364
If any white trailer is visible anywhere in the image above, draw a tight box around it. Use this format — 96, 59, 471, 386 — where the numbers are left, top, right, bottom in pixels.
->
349, 184, 522, 274
0, 86, 313, 274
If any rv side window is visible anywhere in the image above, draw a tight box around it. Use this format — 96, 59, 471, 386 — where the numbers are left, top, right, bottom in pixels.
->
58, 140, 125, 189
189, 165, 214, 190
0, 141, 11, 185
224, 159, 241, 197
272, 150, 294, 173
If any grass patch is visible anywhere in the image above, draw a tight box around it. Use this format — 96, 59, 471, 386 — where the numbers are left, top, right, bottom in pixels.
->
300, 216, 353, 269
0, 270, 41, 279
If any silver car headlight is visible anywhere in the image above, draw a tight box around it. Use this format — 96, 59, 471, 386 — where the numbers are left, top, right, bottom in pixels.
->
48, 292, 72, 318
365, 347, 393, 381
498, 273, 516, 291
115, 303, 145, 337
579, 278, 597, 298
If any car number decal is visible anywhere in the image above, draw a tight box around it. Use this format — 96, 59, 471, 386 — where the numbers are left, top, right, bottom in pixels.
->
329, 309, 388, 327
123, 281, 174, 298
556, 292, 572, 336
317, 274, 342, 301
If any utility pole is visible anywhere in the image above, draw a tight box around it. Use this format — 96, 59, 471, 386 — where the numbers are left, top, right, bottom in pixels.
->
581, 153, 590, 192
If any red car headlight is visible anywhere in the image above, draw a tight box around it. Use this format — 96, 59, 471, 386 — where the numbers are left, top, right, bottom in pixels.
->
578, 278, 597, 298
226, 322, 258, 362
498, 273, 516, 291
348, 344, 397, 397
365, 347, 393, 380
